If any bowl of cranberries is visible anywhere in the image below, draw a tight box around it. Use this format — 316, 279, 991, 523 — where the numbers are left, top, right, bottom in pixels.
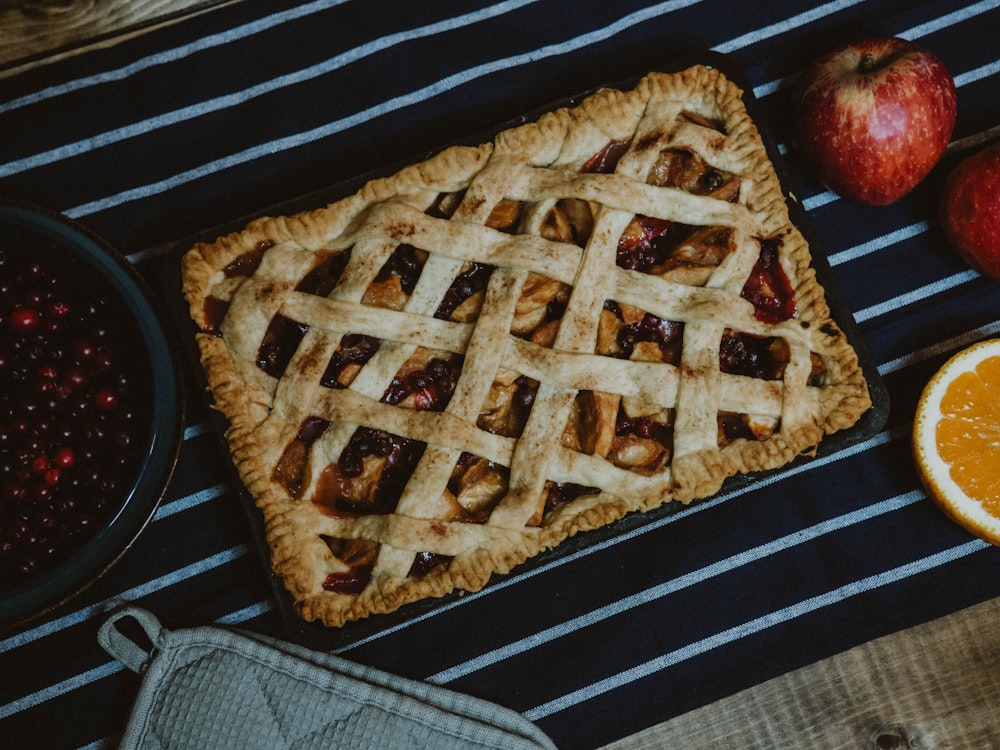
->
0, 201, 183, 628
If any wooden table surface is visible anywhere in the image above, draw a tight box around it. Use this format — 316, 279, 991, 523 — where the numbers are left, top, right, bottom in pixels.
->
0, 0, 235, 71
4, 2, 1000, 748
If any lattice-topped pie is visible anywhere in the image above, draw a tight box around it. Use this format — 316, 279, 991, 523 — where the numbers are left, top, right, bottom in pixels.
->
183, 66, 872, 627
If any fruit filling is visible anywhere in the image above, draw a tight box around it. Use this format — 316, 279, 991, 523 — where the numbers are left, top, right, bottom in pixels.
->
257, 314, 309, 378
321, 536, 376, 594
272, 416, 331, 499
321, 334, 380, 389
741, 239, 797, 323
476, 372, 538, 438
582, 138, 631, 173
0, 248, 150, 588
381, 354, 462, 412
598, 301, 684, 364
314, 427, 424, 517
435, 262, 494, 321
544, 482, 601, 513
222, 241, 272, 277
448, 452, 509, 522
539, 198, 596, 247
408, 551, 452, 579
296, 249, 351, 297
364, 244, 427, 310
202, 296, 229, 335
719, 331, 790, 380
617, 217, 737, 277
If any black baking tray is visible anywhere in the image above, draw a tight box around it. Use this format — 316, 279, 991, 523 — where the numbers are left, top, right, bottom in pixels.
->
153, 50, 889, 652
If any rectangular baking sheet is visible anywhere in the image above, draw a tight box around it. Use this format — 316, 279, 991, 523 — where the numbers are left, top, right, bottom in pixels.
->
154, 50, 890, 651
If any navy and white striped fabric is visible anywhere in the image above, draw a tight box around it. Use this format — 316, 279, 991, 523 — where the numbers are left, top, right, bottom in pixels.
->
3, 1, 1000, 747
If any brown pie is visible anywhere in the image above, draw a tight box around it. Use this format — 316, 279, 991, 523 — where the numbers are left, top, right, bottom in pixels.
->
182, 66, 872, 627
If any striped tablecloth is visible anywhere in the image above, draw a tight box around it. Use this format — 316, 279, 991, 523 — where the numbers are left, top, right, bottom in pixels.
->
2, 1, 1000, 747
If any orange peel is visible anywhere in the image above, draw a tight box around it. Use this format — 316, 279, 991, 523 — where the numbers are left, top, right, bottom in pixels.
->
913, 338, 1000, 545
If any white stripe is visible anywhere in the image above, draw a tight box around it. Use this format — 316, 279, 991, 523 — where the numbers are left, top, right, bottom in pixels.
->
215, 599, 274, 625
152, 483, 227, 520
800, 189, 840, 211
954, 56, 1000, 87
712, 0, 866, 54
948, 123, 1000, 155
0, 545, 248, 654
827, 221, 929, 266
429, 489, 925, 684
0, 0, 545, 178
853, 269, 980, 323
903, 0, 1000, 41
878, 319, 1000, 375
524, 539, 989, 720
0, 661, 124, 720
0, 0, 351, 114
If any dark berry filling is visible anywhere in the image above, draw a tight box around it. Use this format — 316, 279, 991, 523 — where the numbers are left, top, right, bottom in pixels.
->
615, 411, 674, 447
295, 249, 351, 298
408, 551, 452, 578
613, 309, 684, 364
376, 244, 425, 296
741, 239, 797, 323
435, 262, 493, 320
257, 314, 308, 378
320, 334, 380, 388
616, 215, 677, 272
381, 356, 461, 412
719, 331, 790, 380
222, 241, 271, 278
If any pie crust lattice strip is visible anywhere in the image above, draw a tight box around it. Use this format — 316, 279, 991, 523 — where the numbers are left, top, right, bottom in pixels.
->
182, 66, 872, 627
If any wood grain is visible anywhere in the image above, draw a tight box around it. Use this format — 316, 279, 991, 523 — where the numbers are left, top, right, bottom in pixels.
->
0, 0, 239, 70
602, 596, 1000, 749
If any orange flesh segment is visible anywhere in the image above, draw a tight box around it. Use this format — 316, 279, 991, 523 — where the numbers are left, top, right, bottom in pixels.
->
936, 355, 1000, 513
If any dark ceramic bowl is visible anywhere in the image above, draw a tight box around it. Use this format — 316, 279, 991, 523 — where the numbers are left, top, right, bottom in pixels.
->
0, 201, 183, 630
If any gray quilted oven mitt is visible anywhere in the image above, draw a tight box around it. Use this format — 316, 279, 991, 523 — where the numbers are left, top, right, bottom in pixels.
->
98, 607, 557, 750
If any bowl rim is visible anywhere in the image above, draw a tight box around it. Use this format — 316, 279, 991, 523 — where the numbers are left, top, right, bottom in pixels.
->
0, 199, 184, 631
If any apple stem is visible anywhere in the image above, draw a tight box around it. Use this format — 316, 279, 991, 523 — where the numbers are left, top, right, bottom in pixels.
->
858, 52, 878, 73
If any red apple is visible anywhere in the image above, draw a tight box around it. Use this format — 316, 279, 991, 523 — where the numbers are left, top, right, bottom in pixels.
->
941, 141, 1000, 280
794, 37, 957, 206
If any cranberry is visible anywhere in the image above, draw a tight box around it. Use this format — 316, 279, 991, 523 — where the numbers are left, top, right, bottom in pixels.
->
8, 308, 40, 332
53, 447, 75, 468
94, 389, 119, 411
74, 340, 96, 360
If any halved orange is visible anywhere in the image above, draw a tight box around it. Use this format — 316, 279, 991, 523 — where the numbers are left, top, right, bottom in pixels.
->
913, 338, 1000, 545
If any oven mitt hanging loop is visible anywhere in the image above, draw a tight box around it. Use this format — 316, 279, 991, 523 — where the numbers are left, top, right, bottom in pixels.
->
98, 606, 557, 750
